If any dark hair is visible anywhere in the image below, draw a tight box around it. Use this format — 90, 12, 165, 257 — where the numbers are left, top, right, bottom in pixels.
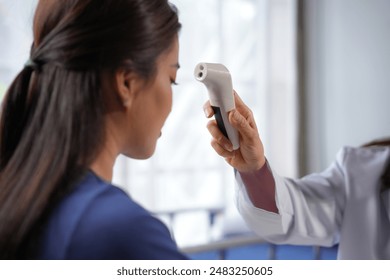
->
0, 0, 180, 259
362, 138, 390, 192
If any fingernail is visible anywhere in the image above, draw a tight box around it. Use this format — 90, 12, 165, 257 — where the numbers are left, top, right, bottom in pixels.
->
225, 143, 233, 152
204, 107, 213, 118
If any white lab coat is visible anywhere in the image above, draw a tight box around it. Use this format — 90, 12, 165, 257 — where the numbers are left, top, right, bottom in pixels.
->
235, 146, 390, 259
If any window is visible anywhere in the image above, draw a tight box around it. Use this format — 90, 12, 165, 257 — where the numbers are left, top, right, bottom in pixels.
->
113, 0, 298, 247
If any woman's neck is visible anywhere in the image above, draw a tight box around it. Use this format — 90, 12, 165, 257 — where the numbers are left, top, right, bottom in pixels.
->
90, 129, 120, 182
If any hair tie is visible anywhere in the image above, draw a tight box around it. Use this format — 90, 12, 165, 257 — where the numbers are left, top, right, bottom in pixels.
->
24, 59, 41, 72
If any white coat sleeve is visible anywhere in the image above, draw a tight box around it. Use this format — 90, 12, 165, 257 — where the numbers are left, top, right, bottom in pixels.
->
235, 149, 348, 247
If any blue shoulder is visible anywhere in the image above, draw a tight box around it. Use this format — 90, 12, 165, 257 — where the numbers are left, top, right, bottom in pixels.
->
66, 177, 187, 260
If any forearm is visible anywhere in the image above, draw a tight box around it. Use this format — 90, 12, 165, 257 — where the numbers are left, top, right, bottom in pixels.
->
238, 161, 278, 213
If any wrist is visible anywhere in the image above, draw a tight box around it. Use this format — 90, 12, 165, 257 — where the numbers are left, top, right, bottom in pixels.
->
238, 159, 278, 213
238, 156, 267, 174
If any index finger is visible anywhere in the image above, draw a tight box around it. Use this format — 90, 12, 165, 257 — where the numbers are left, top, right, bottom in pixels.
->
203, 100, 214, 118
233, 91, 251, 116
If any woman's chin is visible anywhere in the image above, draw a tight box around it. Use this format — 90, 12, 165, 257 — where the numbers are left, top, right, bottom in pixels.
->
123, 145, 157, 160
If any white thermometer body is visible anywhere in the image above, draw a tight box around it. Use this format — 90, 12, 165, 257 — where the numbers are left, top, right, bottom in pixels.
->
194, 62, 240, 150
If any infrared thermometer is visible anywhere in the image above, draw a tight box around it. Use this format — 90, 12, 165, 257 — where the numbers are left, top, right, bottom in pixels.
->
194, 62, 240, 150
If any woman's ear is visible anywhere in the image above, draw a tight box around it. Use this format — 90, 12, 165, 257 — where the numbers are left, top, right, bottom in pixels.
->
115, 68, 142, 108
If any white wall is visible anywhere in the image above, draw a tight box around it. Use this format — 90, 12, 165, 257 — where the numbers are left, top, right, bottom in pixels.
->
304, 0, 390, 172
0, 0, 36, 86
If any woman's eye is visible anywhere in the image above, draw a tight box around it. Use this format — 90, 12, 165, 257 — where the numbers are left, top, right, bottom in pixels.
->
170, 79, 178, 86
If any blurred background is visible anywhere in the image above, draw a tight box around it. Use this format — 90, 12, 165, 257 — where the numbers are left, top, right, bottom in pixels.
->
1, 0, 389, 259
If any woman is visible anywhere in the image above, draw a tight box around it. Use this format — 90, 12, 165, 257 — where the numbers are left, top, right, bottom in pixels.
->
204, 92, 390, 259
0, 0, 187, 260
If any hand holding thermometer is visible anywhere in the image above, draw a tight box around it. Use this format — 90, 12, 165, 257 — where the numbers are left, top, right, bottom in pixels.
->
194, 62, 240, 150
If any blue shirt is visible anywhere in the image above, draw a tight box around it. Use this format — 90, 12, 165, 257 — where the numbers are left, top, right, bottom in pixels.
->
38, 171, 188, 260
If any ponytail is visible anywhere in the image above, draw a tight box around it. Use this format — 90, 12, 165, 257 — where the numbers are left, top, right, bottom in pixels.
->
0, 65, 35, 169
0, 63, 103, 259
